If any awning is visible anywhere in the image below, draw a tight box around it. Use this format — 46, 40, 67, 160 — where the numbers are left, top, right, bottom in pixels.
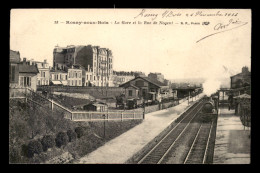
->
52, 81, 62, 85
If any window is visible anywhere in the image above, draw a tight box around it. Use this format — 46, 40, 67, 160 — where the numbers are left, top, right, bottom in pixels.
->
86, 75, 88, 80
72, 80, 73, 86
75, 72, 77, 78
19, 77, 23, 86
129, 90, 133, 96
65, 75, 67, 80
79, 80, 81, 86
75, 80, 77, 86
19, 76, 31, 87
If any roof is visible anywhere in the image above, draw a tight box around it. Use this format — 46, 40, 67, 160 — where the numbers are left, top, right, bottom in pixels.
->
121, 83, 139, 89
141, 77, 167, 87
10, 50, 20, 63
84, 102, 108, 107
119, 76, 167, 88
231, 72, 251, 78
234, 94, 251, 99
50, 69, 67, 73
18, 63, 39, 74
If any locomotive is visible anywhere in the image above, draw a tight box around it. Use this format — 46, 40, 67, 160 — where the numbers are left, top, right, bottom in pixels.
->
201, 95, 218, 114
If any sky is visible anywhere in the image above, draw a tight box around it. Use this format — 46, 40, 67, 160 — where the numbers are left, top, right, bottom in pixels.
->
10, 9, 251, 85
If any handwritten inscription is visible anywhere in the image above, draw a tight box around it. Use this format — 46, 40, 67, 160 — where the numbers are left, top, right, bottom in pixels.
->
214, 19, 246, 30
133, 9, 239, 20
196, 19, 248, 43
134, 9, 159, 20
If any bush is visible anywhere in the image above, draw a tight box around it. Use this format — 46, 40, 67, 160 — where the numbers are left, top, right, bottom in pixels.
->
27, 140, 43, 158
41, 135, 55, 152
67, 129, 77, 142
55, 132, 69, 148
75, 127, 85, 138
9, 147, 22, 163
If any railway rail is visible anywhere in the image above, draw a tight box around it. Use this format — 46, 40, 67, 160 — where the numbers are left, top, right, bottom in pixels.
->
137, 99, 206, 164
183, 121, 214, 164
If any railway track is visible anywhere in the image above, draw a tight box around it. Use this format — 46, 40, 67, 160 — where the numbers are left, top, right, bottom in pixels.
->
138, 99, 206, 164
183, 121, 214, 164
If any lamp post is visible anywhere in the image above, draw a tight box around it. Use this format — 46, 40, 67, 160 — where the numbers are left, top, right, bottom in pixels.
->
143, 100, 145, 119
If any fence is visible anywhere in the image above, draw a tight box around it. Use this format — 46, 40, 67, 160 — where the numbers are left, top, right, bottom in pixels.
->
71, 111, 144, 121
10, 87, 195, 121
9, 87, 143, 121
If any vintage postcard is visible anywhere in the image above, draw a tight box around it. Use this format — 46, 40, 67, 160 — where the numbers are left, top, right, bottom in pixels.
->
9, 8, 251, 164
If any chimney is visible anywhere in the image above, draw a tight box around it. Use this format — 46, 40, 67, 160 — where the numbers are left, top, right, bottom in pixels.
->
242, 66, 249, 74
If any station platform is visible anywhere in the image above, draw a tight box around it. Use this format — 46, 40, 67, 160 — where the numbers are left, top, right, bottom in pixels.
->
75, 94, 204, 164
213, 107, 250, 164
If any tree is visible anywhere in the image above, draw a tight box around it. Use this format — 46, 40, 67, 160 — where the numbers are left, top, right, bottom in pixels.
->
55, 132, 69, 148
41, 135, 55, 152
67, 129, 77, 142
27, 140, 43, 158
75, 127, 85, 138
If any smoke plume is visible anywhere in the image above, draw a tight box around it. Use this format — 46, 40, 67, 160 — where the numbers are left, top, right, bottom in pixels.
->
202, 78, 221, 96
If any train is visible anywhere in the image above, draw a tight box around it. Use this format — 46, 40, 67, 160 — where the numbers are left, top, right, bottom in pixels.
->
201, 95, 219, 114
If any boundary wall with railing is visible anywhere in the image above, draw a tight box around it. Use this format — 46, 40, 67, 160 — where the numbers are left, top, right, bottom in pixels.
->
9, 87, 143, 121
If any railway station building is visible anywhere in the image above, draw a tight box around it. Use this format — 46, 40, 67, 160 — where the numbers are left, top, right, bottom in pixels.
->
119, 76, 169, 102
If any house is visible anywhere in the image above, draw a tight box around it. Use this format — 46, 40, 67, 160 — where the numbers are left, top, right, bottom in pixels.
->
230, 66, 251, 96
27, 59, 50, 86
18, 58, 39, 91
9, 50, 20, 87
111, 71, 135, 87
230, 66, 251, 89
50, 69, 68, 86
67, 65, 83, 86
83, 102, 108, 112
119, 76, 169, 102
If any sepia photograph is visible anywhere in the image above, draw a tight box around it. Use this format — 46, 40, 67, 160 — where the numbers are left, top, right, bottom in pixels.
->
9, 8, 251, 164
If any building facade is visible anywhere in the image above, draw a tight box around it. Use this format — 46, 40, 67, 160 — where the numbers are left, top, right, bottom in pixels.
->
230, 66, 251, 89
120, 76, 169, 101
67, 67, 83, 86
50, 69, 68, 85
53, 45, 113, 87
111, 71, 136, 87
18, 59, 39, 91
9, 50, 20, 87
26, 59, 50, 86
